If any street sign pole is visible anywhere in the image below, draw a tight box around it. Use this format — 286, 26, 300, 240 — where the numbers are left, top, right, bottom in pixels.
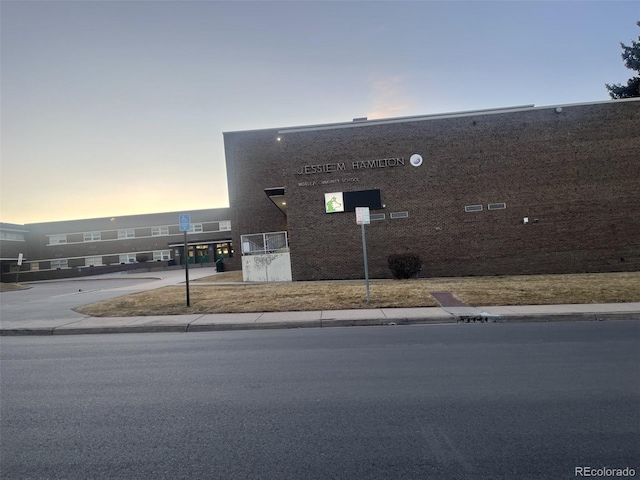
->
184, 231, 190, 307
355, 208, 371, 302
179, 214, 191, 307
361, 222, 370, 302
15, 253, 23, 285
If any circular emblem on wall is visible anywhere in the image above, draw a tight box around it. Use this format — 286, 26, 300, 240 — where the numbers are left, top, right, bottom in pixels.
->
410, 154, 423, 167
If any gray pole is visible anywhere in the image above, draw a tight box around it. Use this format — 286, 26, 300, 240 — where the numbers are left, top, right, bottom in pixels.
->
184, 231, 190, 307
361, 222, 370, 302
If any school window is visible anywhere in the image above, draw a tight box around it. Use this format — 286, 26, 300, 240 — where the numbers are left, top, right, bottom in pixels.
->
189, 224, 203, 234
49, 234, 67, 245
152, 226, 169, 236
118, 229, 135, 239
85, 256, 102, 267
83, 232, 101, 242
219, 220, 231, 231
51, 259, 68, 269
153, 250, 171, 261
30, 263, 40, 271
0, 231, 25, 241
119, 254, 137, 264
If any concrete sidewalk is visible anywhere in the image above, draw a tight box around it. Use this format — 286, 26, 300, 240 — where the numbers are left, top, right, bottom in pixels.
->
1, 303, 639, 336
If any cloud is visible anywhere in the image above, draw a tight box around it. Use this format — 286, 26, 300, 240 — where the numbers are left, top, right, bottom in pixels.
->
366, 75, 417, 119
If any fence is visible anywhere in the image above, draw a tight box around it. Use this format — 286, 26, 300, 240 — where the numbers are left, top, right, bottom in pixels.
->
240, 231, 288, 256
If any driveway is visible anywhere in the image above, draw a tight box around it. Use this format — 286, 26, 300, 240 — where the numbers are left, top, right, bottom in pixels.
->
0, 267, 218, 321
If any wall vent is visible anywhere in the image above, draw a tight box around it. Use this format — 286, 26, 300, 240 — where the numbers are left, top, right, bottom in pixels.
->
390, 211, 409, 219
488, 202, 506, 210
464, 205, 483, 213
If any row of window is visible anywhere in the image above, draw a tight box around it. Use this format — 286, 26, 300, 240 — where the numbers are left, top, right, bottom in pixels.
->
32, 250, 173, 270
0, 231, 26, 241
48, 221, 230, 245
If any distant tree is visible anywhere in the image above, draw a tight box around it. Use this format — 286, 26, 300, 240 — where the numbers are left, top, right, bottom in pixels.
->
606, 21, 640, 99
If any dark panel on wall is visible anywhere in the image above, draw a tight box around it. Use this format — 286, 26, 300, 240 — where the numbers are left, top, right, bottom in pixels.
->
344, 190, 383, 211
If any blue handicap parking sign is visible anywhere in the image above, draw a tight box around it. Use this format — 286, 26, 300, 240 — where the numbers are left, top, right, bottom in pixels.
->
179, 214, 191, 232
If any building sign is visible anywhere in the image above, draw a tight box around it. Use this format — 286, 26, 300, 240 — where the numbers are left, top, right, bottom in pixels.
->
299, 178, 359, 187
297, 163, 346, 175
352, 157, 404, 169
325, 190, 382, 213
325, 192, 344, 213
297, 157, 407, 175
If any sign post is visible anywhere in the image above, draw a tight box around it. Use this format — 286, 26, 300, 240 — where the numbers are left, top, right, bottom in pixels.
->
15, 253, 23, 285
179, 214, 191, 307
355, 207, 371, 302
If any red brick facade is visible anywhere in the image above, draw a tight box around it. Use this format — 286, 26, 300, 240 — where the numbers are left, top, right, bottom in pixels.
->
224, 100, 640, 281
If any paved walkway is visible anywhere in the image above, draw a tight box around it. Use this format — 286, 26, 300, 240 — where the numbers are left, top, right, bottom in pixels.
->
2, 303, 639, 336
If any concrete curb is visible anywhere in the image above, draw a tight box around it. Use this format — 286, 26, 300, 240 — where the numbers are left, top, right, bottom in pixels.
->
1, 328, 57, 336
1, 312, 638, 336
195, 316, 457, 331
52, 325, 189, 335
496, 312, 640, 323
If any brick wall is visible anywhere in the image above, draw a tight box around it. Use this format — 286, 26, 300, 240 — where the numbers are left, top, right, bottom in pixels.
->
225, 100, 640, 280
224, 129, 288, 261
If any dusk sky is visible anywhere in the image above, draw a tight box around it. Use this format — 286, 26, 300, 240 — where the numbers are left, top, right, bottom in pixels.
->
1, 1, 638, 224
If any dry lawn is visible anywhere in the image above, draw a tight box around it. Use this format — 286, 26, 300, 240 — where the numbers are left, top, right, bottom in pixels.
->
74, 271, 640, 317
0, 282, 30, 292
194, 271, 244, 283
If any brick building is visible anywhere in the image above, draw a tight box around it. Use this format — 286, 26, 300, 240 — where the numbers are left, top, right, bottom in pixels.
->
0, 223, 29, 278
224, 99, 640, 281
0, 208, 235, 282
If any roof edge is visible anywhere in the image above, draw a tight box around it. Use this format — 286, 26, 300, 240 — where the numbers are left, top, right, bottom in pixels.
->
222, 97, 640, 135
278, 98, 640, 134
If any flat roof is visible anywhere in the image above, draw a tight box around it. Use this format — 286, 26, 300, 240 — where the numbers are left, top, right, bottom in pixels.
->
223, 97, 640, 135
0, 223, 29, 233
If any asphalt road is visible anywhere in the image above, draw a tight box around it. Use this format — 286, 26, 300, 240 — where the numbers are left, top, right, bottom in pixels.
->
1, 321, 638, 480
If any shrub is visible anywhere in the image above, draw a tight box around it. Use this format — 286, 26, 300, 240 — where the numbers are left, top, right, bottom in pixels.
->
387, 253, 422, 279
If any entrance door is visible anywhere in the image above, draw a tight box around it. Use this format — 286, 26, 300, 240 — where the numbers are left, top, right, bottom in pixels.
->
215, 242, 233, 260
178, 247, 196, 265
195, 245, 210, 264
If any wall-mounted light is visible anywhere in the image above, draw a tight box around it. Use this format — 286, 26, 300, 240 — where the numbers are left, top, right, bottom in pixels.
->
276, 137, 281, 141
555, 107, 563, 114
